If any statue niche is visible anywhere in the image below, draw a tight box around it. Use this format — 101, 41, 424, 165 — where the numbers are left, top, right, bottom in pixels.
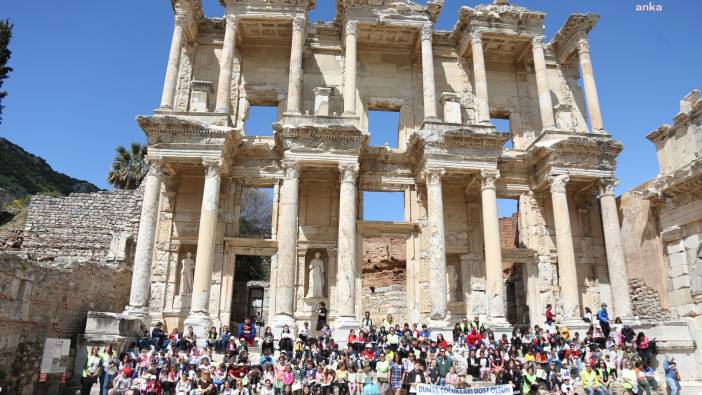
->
306, 251, 327, 299
179, 251, 195, 295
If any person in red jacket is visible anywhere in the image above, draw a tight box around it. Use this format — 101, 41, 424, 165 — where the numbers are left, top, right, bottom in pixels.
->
545, 304, 555, 326
466, 327, 483, 350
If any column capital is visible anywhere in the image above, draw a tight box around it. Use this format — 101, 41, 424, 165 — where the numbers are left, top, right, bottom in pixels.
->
345, 20, 358, 36
532, 34, 545, 48
282, 160, 301, 180
423, 167, 446, 186
470, 31, 483, 44
339, 162, 360, 183
224, 13, 239, 27
420, 23, 434, 42
174, 12, 189, 26
480, 169, 500, 191
291, 16, 306, 32
202, 158, 222, 178
575, 35, 590, 55
548, 174, 570, 194
145, 156, 165, 176
597, 177, 618, 198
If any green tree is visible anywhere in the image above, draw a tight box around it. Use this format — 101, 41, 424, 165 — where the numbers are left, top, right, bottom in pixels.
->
107, 143, 148, 190
0, 20, 13, 123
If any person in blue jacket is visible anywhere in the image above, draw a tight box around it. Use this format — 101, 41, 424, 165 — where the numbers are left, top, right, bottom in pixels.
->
596, 303, 610, 338
663, 356, 680, 395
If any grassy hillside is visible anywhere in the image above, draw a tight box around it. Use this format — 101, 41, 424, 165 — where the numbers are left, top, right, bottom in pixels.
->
0, 137, 99, 207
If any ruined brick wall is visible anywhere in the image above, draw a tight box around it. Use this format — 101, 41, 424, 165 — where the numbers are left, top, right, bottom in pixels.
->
361, 237, 407, 324
499, 213, 519, 249
628, 277, 671, 320
0, 252, 131, 394
22, 188, 143, 265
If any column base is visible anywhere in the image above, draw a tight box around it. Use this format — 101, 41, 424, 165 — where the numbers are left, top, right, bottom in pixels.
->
184, 312, 213, 347
122, 306, 152, 325
214, 107, 230, 114
157, 105, 173, 111
333, 316, 360, 347
271, 314, 297, 339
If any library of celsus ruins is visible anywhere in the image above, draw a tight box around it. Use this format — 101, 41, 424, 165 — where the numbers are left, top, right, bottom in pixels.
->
66, 0, 698, 388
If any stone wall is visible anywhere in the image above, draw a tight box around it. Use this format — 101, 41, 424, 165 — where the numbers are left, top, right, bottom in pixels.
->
628, 277, 671, 320
22, 188, 143, 266
361, 237, 407, 324
0, 252, 131, 394
618, 183, 670, 309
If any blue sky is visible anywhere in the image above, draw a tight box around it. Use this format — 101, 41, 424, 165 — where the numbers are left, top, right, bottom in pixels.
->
1, 0, 701, 221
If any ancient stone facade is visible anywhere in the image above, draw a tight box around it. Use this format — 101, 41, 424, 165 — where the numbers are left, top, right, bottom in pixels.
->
101, 0, 641, 342
619, 89, 702, 384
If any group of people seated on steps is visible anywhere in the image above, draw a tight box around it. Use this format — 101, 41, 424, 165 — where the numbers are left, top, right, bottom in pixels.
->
80, 302, 681, 395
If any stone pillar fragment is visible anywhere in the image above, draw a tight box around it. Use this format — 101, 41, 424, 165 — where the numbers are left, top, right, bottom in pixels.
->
531, 35, 556, 129
420, 23, 438, 121
160, 16, 186, 109
343, 21, 357, 115
424, 168, 448, 320
215, 15, 238, 113
271, 161, 301, 333
335, 163, 360, 331
286, 16, 305, 114
125, 157, 164, 318
598, 178, 632, 317
549, 174, 580, 318
471, 32, 490, 124
576, 36, 604, 132
185, 159, 222, 339
480, 170, 506, 322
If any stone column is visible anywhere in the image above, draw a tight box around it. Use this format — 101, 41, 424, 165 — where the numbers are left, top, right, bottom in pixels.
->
343, 21, 358, 115
549, 174, 580, 318
471, 32, 490, 124
598, 178, 633, 317
271, 161, 301, 333
335, 163, 360, 330
424, 168, 448, 320
160, 15, 186, 109
531, 35, 556, 129
184, 159, 222, 338
124, 157, 164, 318
576, 36, 604, 132
215, 14, 239, 113
420, 23, 438, 121
480, 170, 507, 323
286, 16, 305, 114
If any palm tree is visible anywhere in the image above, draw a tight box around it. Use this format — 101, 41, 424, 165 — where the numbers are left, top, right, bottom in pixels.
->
107, 143, 148, 190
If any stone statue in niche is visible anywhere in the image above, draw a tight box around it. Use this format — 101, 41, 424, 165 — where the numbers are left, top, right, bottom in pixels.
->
306, 252, 325, 298
180, 252, 195, 295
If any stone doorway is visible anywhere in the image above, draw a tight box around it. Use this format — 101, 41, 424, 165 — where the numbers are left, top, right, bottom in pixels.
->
230, 255, 270, 328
